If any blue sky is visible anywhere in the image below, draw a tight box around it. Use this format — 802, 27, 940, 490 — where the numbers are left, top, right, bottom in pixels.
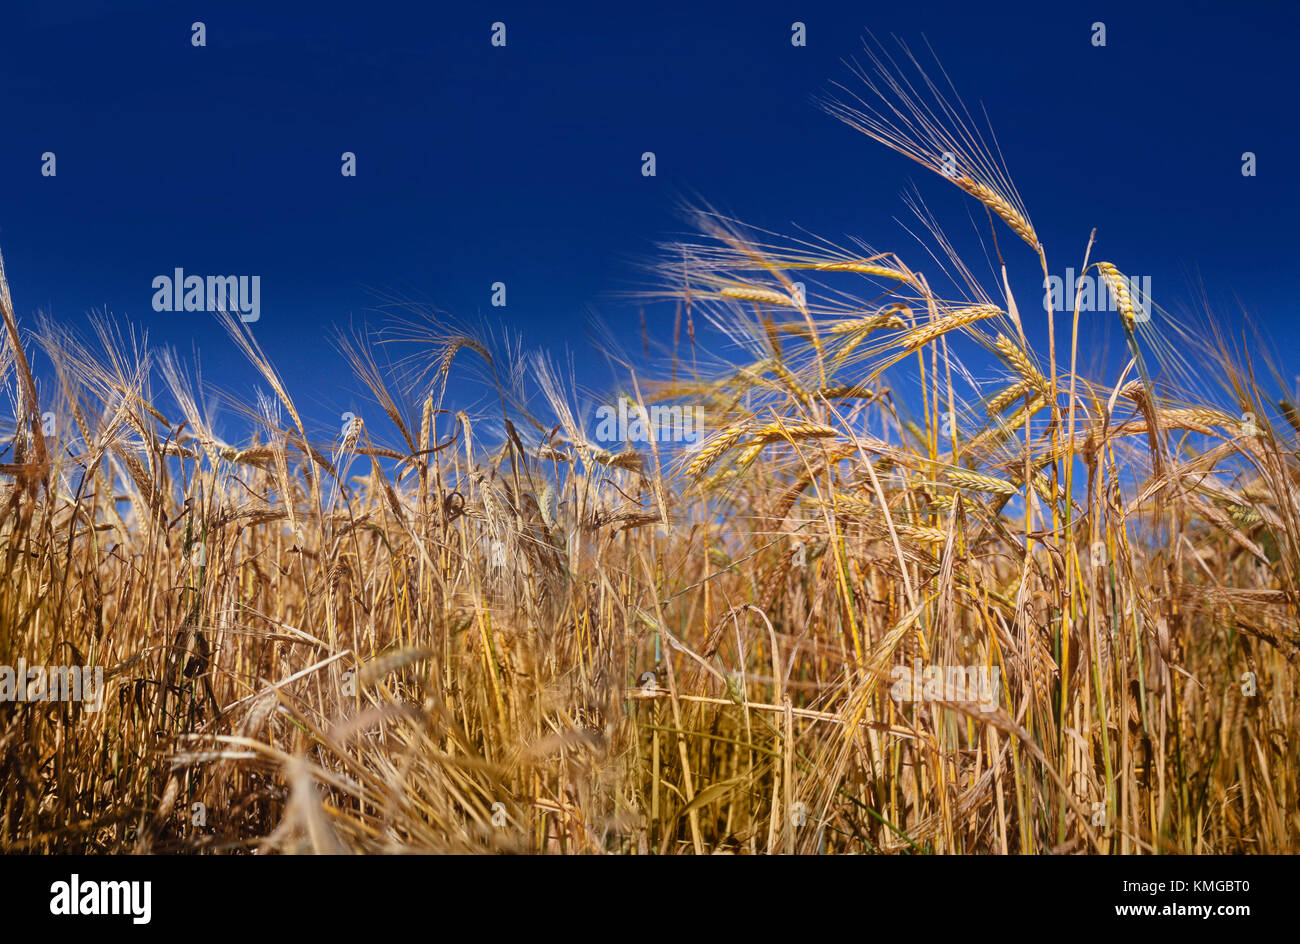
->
3, 0, 1298, 441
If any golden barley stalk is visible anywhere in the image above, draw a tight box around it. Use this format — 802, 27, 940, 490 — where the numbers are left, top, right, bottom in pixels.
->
719, 285, 798, 307
831, 328, 884, 363
118, 451, 160, 512
340, 415, 362, 455
686, 421, 755, 478
1097, 262, 1139, 329
821, 492, 877, 515
419, 394, 433, 456
1001, 396, 1046, 431
944, 468, 1019, 496
863, 604, 925, 677
810, 261, 913, 283
1229, 504, 1262, 526
966, 395, 1047, 453
817, 383, 880, 399
954, 175, 1039, 250
1159, 408, 1238, 430
894, 522, 949, 544
900, 305, 1001, 352
828, 313, 907, 335
987, 379, 1033, 415
751, 421, 840, 443
821, 494, 945, 542
1279, 399, 1300, 435
537, 479, 557, 528
994, 333, 1050, 396
1112, 408, 1239, 437
1027, 628, 1058, 704
357, 446, 405, 460
1030, 472, 1064, 505
735, 441, 766, 466
357, 647, 434, 687
769, 360, 809, 400
237, 446, 278, 464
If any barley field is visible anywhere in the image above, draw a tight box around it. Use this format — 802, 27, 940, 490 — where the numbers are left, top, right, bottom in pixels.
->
2, 42, 1296, 855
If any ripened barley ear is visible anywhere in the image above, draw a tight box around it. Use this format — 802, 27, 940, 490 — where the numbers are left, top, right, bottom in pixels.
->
719, 284, 799, 307
1030, 472, 1064, 505
893, 522, 949, 544
1031, 629, 1058, 697
1096, 262, 1139, 329
686, 421, 755, 478
987, 379, 1033, 415
812, 260, 914, 284
821, 492, 877, 516
900, 305, 1001, 352
769, 360, 809, 400
751, 420, 840, 443
954, 175, 1039, 250
1151, 408, 1237, 435
735, 441, 766, 466
1279, 399, 1300, 435
829, 312, 907, 335
994, 333, 1051, 397
945, 468, 1019, 496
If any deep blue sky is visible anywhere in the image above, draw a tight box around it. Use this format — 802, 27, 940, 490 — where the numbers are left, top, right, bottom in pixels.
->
4, 0, 1299, 439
